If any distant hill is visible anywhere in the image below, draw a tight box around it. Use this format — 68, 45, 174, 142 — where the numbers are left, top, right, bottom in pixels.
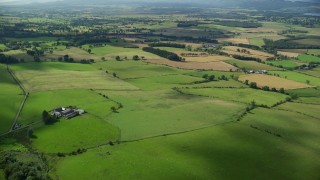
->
1, 0, 318, 9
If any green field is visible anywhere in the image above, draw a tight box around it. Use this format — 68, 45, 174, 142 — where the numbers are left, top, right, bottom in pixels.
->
11, 62, 137, 92
276, 102, 320, 119
287, 87, 320, 97
97, 89, 245, 141
298, 67, 320, 78
294, 97, 320, 104
179, 87, 289, 107
32, 114, 119, 153
18, 89, 118, 125
0, 44, 7, 50
1, 5, 320, 180
298, 54, 320, 63
270, 71, 320, 86
267, 60, 301, 69
242, 108, 320, 153
127, 74, 203, 90
56, 113, 320, 179
0, 65, 23, 134
249, 37, 265, 47
94, 60, 190, 79
226, 59, 280, 70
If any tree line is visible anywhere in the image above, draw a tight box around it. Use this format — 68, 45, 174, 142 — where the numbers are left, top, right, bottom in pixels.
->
142, 47, 183, 61
149, 42, 186, 48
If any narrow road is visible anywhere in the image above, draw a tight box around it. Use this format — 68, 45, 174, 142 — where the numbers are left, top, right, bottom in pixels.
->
6, 65, 29, 132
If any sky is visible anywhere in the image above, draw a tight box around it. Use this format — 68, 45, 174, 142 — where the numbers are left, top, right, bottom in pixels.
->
0, 0, 317, 5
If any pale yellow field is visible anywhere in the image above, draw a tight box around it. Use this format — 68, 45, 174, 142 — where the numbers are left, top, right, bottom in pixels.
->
218, 38, 249, 44
239, 74, 313, 90
277, 51, 299, 58
145, 59, 238, 71
184, 55, 233, 62
222, 46, 274, 61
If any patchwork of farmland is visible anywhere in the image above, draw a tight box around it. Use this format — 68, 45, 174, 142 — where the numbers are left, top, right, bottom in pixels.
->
239, 74, 313, 89
1, 5, 320, 180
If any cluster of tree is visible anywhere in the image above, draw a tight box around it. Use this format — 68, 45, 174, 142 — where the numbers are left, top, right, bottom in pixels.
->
123, 45, 139, 48
202, 74, 215, 81
206, 49, 229, 56
26, 49, 44, 57
0, 54, 20, 64
142, 47, 182, 61
177, 22, 199, 27
237, 48, 251, 54
263, 38, 320, 50
80, 59, 95, 64
58, 55, 74, 63
180, 52, 207, 57
244, 80, 285, 93
76, 38, 111, 46
232, 55, 262, 62
212, 20, 262, 28
149, 42, 186, 48
279, 29, 308, 35
1, 152, 49, 180
57, 148, 87, 157
262, 15, 320, 28
235, 43, 261, 50
42, 110, 58, 125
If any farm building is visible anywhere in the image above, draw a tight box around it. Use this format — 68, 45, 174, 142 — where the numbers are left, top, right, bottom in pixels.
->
51, 106, 85, 119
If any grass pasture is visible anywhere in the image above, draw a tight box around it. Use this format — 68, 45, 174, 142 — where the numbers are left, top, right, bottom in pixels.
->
12, 62, 137, 92
56, 119, 320, 180
298, 67, 320, 78
32, 114, 119, 153
276, 102, 320, 119
226, 59, 280, 70
145, 59, 238, 71
242, 108, 320, 153
298, 54, 320, 63
180, 87, 288, 107
287, 87, 320, 97
45, 47, 97, 61
294, 97, 320, 105
249, 37, 265, 47
94, 60, 189, 79
18, 89, 118, 126
239, 74, 313, 89
127, 74, 203, 90
0, 64, 23, 134
270, 71, 320, 86
0, 44, 7, 50
267, 60, 301, 69
97, 89, 245, 141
